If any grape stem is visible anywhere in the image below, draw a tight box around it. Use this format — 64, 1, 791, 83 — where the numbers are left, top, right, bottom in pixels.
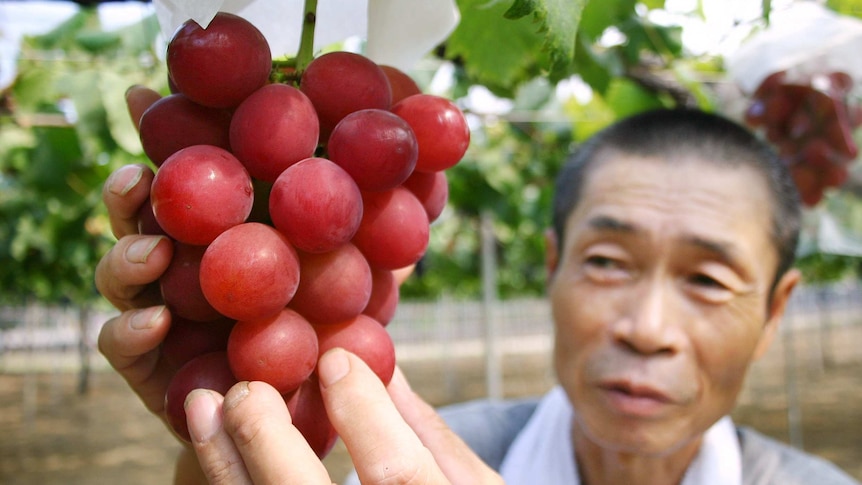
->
295, 0, 318, 75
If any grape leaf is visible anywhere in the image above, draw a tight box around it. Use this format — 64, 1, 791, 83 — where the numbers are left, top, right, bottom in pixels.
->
578, 0, 636, 41
503, 0, 585, 81
447, 0, 585, 95
100, 71, 143, 155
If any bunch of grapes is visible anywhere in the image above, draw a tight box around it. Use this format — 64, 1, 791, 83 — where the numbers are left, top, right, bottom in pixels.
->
744, 69, 861, 206
135, 12, 469, 456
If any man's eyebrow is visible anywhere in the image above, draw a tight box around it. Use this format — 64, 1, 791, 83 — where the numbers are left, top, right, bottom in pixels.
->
684, 235, 740, 265
586, 215, 637, 233
585, 215, 744, 267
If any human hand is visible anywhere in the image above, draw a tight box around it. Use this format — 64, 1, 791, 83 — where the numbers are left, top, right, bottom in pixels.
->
186, 348, 502, 485
95, 84, 177, 410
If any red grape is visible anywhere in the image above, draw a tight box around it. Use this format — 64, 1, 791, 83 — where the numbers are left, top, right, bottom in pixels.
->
391, 94, 470, 172
160, 242, 222, 323
401, 169, 448, 222
328, 109, 418, 191
150, 145, 254, 246
137, 197, 167, 236
314, 314, 396, 385
269, 157, 363, 253
230, 83, 320, 182
289, 243, 372, 325
200, 222, 300, 322
744, 70, 861, 207
300, 51, 392, 142
165, 351, 237, 443
138, 93, 232, 166
380, 65, 422, 105
162, 316, 235, 369
228, 308, 318, 395
167, 12, 271, 108
352, 187, 430, 270
363, 267, 399, 326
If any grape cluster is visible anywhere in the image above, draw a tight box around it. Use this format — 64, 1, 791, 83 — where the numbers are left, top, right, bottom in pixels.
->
744, 70, 861, 206
136, 12, 469, 456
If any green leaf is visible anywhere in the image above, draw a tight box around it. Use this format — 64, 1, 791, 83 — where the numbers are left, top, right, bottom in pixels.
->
827, 0, 862, 18
449, 0, 585, 95
100, 71, 144, 155
618, 16, 683, 64
117, 14, 163, 54
27, 126, 84, 194
75, 30, 122, 54
640, 0, 666, 9
562, 92, 616, 142
25, 8, 91, 50
504, 0, 586, 81
10, 65, 58, 112
578, 0, 636, 41
448, 0, 548, 96
572, 34, 616, 95
604, 77, 664, 118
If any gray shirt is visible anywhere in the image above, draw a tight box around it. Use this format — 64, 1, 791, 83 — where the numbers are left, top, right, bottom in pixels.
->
437, 397, 860, 485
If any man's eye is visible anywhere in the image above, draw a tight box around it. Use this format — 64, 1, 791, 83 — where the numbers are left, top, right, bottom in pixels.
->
689, 273, 727, 290
583, 255, 631, 283
585, 255, 619, 269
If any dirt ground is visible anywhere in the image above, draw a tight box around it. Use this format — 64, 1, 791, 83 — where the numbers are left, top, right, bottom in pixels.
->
1, 324, 860, 484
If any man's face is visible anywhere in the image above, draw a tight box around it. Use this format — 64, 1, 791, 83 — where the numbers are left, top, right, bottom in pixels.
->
547, 154, 798, 455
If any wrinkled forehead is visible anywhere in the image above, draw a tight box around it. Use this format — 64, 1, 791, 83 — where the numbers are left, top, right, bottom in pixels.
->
571, 153, 776, 244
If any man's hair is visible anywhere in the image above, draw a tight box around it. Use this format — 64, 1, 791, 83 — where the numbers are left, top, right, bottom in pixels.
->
552, 108, 801, 293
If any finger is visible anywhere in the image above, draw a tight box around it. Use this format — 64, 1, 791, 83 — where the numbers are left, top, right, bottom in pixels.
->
103, 163, 155, 239
185, 389, 253, 485
319, 348, 448, 485
387, 368, 502, 485
126, 85, 162, 131
221, 381, 332, 485
97, 305, 175, 416
95, 234, 172, 311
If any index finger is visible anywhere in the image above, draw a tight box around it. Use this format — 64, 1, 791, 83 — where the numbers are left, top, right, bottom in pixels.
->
319, 349, 450, 484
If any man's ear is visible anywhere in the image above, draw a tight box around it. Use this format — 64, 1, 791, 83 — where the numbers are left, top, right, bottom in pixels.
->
753, 268, 801, 361
544, 229, 559, 285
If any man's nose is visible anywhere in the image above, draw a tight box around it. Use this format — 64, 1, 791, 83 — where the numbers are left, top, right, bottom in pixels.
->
612, 277, 683, 355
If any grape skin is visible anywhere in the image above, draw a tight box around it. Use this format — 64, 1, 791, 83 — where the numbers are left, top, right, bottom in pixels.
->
230, 83, 320, 182
328, 108, 419, 192
300, 51, 393, 142
199, 222, 300, 322
150, 145, 254, 246
167, 12, 272, 108
269, 157, 364, 253
228, 308, 319, 395
139, 93, 232, 167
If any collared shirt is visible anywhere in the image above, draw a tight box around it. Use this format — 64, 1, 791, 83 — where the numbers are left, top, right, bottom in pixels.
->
499, 386, 742, 485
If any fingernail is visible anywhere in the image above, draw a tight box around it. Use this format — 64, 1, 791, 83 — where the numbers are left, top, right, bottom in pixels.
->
185, 389, 222, 443
130, 306, 165, 330
107, 165, 144, 196
223, 381, 249, 411
125, 236, 164, 263
318, 348, 351, 389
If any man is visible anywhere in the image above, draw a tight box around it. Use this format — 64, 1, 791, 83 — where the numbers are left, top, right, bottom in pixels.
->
96, 95, 859, 484
425, 108, 859, 485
